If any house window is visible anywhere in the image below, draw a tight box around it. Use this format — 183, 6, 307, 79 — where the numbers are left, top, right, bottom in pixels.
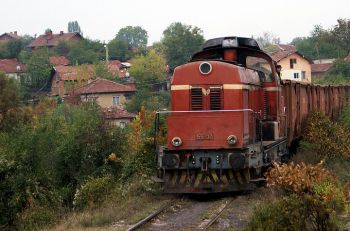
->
290, 58, 297, 69
294, 73, 299, 79
112, 96, 120, 106
301, 71, 306, 80
120, 122, 126, 128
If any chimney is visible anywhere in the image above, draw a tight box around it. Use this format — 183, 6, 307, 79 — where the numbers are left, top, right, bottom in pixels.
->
60, 31, 64, 35
46, 30, 53, 36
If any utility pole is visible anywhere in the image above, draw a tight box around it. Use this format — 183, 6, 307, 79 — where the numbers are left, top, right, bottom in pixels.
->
104, 44, 109, 64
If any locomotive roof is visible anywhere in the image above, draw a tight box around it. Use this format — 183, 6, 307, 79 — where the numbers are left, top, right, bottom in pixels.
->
202, 37, 263, 51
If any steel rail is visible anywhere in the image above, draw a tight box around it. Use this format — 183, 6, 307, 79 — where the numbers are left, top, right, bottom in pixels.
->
202, 198, 235, 230
126, 200, 174, 231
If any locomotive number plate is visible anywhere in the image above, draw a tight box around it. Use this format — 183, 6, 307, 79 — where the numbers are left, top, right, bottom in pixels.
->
196, 133, 214, 140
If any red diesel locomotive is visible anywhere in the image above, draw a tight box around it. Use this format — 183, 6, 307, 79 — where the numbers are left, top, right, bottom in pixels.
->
155, 37, 289, 193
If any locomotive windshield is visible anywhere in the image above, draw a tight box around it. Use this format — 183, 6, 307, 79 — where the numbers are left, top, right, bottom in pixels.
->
246, 56, 273, 82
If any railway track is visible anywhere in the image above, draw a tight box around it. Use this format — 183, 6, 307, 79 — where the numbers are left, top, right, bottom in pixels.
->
126, 200, 175, 231
126, 196, 235, 231
200, 198, 235, 230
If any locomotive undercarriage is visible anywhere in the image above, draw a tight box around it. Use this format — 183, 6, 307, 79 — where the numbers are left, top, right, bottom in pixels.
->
157, 138, 288, 193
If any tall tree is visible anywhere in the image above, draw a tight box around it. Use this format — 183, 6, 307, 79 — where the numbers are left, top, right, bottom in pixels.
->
25, 49, 52, 91
0, 73, 30, 131
126, 49, 168, 112
116, 26, 148, 50
161, 22, 204, 69
108, 38, 130, 61
68, 21, 82, 34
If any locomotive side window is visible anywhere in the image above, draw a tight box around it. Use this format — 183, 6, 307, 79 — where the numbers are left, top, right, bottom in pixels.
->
246, 56, 274, 82
191, 88, 203, 110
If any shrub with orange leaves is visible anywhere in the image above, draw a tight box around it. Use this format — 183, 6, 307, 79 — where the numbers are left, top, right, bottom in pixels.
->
248, 162, 349, 231
266, 161, 333, 195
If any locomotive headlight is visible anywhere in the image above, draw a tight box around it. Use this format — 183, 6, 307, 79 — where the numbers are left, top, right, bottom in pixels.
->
172, 137, 182, 147
199, 62, 212, 75
227, 135, 237, 145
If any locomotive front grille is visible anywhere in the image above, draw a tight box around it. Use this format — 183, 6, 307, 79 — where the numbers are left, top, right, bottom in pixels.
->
191, 88, 203, 110
210, 87, 222, 110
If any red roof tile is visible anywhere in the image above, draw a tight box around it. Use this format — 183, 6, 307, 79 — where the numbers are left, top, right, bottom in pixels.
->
0, 32, 21, 40
311, 63, 333, 73
102, 107, 136, 119
0, 59, 27, 73
106, 60, 122, 76
54, 65, 95, 81
270, 50, 312, 64
50, 56, 69, 66
75, 78, 136, 94
277, 44, 296, 51
270, 50, 295, 62
28, 32, 82, 48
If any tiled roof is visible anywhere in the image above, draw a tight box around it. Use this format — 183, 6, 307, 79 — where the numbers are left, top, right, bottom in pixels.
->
311, 63, 333, 73
270, 50, 295, 62
0, 32, 21, 40
54, 65, 95, 81
0, 59, 26, 73
74, 78, 136, 94
28, 32, 82, 48
271, 50, 312, 64
50, 56, 69, 66
102, 107, 136, 119
107, 60, 122, 76
277, 44, 296, 51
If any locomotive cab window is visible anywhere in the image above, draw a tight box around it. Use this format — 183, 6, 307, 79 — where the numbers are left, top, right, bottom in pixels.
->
246, 56, 274, 82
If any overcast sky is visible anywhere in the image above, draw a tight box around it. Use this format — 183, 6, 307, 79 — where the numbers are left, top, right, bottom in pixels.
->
1, 0, 349, 45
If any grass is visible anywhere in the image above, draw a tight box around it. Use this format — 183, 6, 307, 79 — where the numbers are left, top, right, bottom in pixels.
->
48, 193, 175, 231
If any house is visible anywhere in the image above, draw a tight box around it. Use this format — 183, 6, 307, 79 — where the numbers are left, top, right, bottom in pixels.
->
311, 59, 335, 80
73, 78, 136, 108
49, 56, 69, 66
270, 44, 312, 83
0, 31, 21, 44
27, 30, 82, 49
344, 51, 350, 63
51, 65, 95, 96
0, 59, 26, 80
107, 60, 131, 78
102, 107, 136, 127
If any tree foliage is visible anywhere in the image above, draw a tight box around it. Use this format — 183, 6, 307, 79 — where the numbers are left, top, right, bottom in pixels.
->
0, 73, 32, 132
116, 26, 148, 50
292, 19, 350, 59
25, 49, 52, 90
161, 22, 204, 69
130, 49, 167, 89
68, 21, 82, 34
126, 50, 169, 112
108, 38, 130, 61
0, 102, 125, 229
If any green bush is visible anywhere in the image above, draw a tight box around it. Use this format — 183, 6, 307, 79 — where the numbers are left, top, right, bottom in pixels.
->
0, 102, 126, 229
248, 194, 340, 231
304, 111, 350, 160
339, 105, 350, 131
17, 205, 59, 231
73, 175, 115, 210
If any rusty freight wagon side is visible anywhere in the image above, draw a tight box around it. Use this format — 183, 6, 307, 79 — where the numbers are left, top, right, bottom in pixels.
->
281, 80, 350, 145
